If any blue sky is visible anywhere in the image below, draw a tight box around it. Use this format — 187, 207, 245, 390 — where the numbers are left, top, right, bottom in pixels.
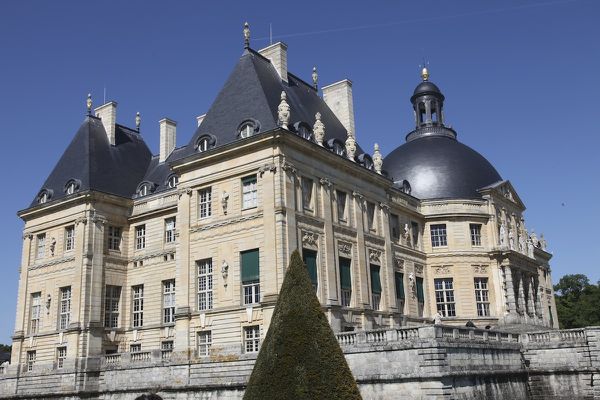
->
0, 0, 598, 343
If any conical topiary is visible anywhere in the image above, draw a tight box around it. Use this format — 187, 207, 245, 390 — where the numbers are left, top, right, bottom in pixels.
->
243, 250, 362, 400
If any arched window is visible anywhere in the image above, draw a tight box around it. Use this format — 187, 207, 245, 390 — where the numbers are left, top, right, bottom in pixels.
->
37, 189, 52, 204
198, 137, 209, 152
196, 134, 216, 153
64, 179, 81, 195
39, 192, 48, 204
167, 175, 179, 189
138, 185, 149, 197
237, 119, 260, 139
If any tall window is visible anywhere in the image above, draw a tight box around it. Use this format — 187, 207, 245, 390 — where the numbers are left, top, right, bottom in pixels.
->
132, 285, 144, 328
302, 249, 319, 291
165, 218, 176, 244
130, 344, 141, 353
390, 214, 400, 240
30, 292, 41, 334
135, 225, 146, 250
470, 224, 482, 246
370, 264, 382, 311
366, 202, 376, 231
411, 221, 420, 247
395, 272, 405, 313
339, 257, 352, 307
36, 233, 46, 259
27, 351, 36, 372
64, 226, 75, 251
198, 187, 212, 219
242, 176, 257, 209
241, 249, 260, 305
104, 285, 121, 328
301, 177, 314, 210
336, 190, 347, 222
108, 226, 121, 251
56, 347, 67, 369
416, 276, 425, 317
474, 278, 490, 317
197, 331, 212, 356
163, 280, 176, 324
430, 224, 447, 247
434, 278, 456, 317
59, 286, 71, 330
197, 259, 214, 311
244, 326, 260, 353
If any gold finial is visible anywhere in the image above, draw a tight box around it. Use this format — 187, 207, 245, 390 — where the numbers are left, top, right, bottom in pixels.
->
312, 67, 318, 90
86, 93, 92, 115
421, 67, 429, 81
135, 112, 141, 131
243, 22, 250, 48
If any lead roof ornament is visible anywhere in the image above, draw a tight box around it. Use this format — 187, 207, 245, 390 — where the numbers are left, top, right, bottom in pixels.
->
373, 143, 383, 174
313, 112, 325, 146
277, 91, 290, 129
312, 67, 318, 90
135, 112, 141, 131
243, 22, 250, 48
86, 93, 92, 115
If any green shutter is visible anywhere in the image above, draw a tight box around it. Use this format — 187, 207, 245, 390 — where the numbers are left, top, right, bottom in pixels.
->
395, 272, 405, 299
339, 258, 352, 290
241, 249, 260, 283
416, 277, 424, 303
302, 249, 318, 286
370, 265, 382, 294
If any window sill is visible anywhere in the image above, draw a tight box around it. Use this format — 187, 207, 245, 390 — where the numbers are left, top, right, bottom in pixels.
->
242, 205, 258, 211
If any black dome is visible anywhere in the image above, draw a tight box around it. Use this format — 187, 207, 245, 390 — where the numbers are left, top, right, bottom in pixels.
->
383, 136, 502, 200
413, 81, 442, 96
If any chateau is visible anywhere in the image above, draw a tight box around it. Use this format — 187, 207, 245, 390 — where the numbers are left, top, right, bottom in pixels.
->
3, 27, 583, 400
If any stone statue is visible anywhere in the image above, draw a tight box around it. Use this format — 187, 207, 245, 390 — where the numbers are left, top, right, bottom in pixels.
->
499, 223, 506, 247
221, 191, 229, 215
403, 223, 410, 244
518, 232, 526, 253
313, 112, 325, 146
530, 230, 538, 247
408, 273, 416, 298
527, 236, 534, 258
277, 91, 290, 129
345, 133, 356, 161
50, 237, 56, 257
373, 143, 383, 174
221, 260, 229, 286
508, 228, 515, 250
540, 234, 547, 251
433, 310, 443, 325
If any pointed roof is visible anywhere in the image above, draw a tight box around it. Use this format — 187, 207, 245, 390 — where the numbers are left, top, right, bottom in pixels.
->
29, 116, 152, 207
243, 250, 362, 400
175, 48, 360, 161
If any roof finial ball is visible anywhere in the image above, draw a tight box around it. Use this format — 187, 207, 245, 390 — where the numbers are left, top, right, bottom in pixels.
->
373, 143, 383, 174
278, 91, 290, 130
243, 22, 251, 48
135, 112, 141, 131
312, 67, 318, 90
421, 66, 429, 82
86, 93, 92, 115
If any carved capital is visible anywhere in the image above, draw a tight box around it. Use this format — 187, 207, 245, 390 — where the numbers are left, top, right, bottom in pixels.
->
319, 177, 333, 188
75, 216, 87, 226
178, 187, 192, 198
258, 163, 277, 177
281, 159, 298, 177
368, 248, 382, 263
338, 241, 352, 255
302, 231, 319, 248
379, 202, 390, 213
91, 213, 107, 225
394, 257, 405, 270
414, 264, 424, 275
22, 232, 33, 240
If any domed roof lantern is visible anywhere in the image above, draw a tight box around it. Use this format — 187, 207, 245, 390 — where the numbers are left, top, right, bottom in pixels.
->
406, 65, 455, 142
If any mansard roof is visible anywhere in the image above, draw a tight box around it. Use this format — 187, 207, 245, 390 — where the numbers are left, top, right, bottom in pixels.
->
29, 116, 152, 207
175, 48, 359, 161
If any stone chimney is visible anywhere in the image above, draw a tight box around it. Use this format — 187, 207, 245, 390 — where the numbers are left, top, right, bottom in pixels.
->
159, 118, 177, 163
94, 101, 117, 145
322, 80, 355, 137
259, 42, 288, 83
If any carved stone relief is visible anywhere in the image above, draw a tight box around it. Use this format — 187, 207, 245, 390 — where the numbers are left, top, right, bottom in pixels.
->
302, 231, 319, 249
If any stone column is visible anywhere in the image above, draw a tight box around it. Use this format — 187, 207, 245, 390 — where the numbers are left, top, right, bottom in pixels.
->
504, 265, 517, 315
281, 161, 298, 267
259, 165, 278, 298
515, 270, 525, 316
319, 178, 337, 304
174, 188, 192, 357
11, 232, 33, 365
379, 203, 396, 312
352, 191, 369, 308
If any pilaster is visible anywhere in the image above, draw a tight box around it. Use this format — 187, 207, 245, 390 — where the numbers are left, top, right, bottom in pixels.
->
174, 188, 192, 356
319, 178, 337, 304
352, 191, 369, 308
379, 203, 396, 312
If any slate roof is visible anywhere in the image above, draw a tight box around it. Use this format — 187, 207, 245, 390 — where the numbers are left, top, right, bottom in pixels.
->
29, 47, 372, 209
29, 116, 152, 207
175, 48, 362, 161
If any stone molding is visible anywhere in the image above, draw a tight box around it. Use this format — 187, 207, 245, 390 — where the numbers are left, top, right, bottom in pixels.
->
190, 212, 263, 233
28, 256, 76, 271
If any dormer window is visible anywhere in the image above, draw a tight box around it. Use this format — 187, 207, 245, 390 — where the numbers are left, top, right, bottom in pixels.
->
358, 154, 374, 170
64, 179, 81, 195
238, 119, 260, 139
327, 139, 346, 157
195, 134, 216, 153
37, 189, 52, 204
294, 122, 313, 141
167, 175, 179, 189
138, 185, 149, 197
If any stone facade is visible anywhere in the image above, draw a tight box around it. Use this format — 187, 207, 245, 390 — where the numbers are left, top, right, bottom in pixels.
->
3, 37, 560, 398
